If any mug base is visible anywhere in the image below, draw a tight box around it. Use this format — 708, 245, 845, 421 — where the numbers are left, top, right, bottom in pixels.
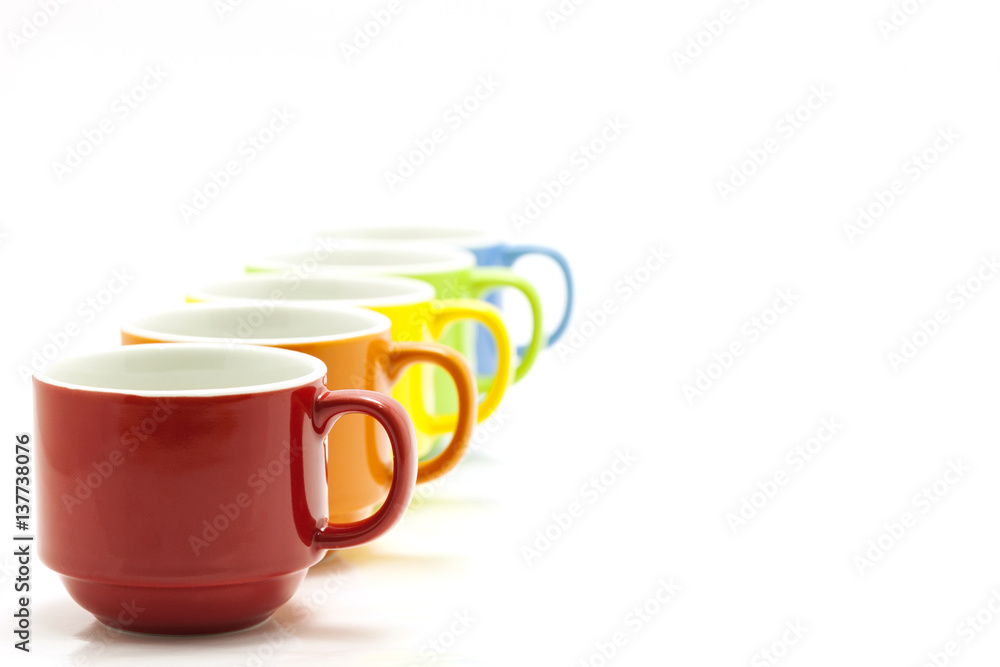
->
60, 570, 307, 635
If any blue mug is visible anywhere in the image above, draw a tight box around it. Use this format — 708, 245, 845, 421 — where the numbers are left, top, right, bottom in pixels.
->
323, 227, 574, 376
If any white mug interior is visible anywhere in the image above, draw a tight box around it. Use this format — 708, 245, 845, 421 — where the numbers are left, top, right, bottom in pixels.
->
189, 275, 435, 308
322, 226, 498, 250
34, 343, 326, 396
121, 303, 391, 347
249, 242, 475, 277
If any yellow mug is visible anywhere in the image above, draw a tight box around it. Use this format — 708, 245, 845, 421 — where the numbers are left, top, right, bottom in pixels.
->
186, 275, 512, 458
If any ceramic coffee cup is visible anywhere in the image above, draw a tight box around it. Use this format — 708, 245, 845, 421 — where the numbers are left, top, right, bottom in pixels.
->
120, 303, 476, 521
185, 275, 512, 456
322, 226, 574, 376
35, 343, 416, 635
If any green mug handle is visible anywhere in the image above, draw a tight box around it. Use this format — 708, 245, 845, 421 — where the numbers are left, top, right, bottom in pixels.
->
468, 268, 544, 383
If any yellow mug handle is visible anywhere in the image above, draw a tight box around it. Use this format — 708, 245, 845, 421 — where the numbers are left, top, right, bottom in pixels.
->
410, 298, 512, 435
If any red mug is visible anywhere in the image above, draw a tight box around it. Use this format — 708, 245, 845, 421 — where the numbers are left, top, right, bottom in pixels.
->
34, 343, 417, 635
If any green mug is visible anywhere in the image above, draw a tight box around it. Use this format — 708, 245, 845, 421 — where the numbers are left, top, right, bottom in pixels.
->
245, 242, 544, 429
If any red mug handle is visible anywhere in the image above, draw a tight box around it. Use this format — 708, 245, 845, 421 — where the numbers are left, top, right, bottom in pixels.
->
311, 390, 417, 549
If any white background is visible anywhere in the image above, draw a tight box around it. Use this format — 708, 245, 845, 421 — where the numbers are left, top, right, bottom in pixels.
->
3, 0, 1000, 665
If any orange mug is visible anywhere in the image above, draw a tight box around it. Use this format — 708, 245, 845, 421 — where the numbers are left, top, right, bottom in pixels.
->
121, 302, 476, 522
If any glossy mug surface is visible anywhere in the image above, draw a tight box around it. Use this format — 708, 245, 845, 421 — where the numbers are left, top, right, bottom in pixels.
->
324, 226, 574, 375
121, 303, 474, 521
34, 344, 416, 635
186, 275, 512, 456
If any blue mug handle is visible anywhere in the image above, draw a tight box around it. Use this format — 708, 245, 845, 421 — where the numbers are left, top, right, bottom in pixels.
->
501, 244, 574, 354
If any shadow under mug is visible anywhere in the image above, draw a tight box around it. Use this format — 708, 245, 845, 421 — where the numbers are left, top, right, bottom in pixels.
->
34, 343, 416, 635
185, 275, 512, 457
321, 226, 574, 376
120, 303, 476, 522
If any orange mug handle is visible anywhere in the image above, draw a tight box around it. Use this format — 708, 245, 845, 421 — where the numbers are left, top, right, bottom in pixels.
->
385, 341, 477, 483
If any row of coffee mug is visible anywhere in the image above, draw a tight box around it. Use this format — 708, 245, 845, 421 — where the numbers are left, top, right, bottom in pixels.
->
33, 226, 573, 635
